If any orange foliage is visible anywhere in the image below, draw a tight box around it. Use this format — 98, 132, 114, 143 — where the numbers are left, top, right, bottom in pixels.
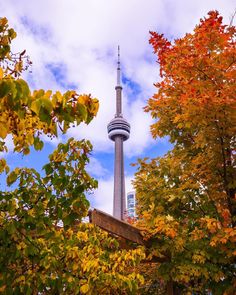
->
134, 11, 236, 294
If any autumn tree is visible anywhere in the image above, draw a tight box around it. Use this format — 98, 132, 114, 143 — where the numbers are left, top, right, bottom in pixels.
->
0, 18, 145, 294
134, 11, 236, 294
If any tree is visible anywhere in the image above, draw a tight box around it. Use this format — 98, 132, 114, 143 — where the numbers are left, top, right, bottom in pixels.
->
134, 11, 236, 294
0, 18, 145, 294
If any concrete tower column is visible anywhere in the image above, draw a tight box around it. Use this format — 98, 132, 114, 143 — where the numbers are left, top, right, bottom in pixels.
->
113, 136, 126, 219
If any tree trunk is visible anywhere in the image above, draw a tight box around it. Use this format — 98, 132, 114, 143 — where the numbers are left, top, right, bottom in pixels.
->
167, 280, 174, 295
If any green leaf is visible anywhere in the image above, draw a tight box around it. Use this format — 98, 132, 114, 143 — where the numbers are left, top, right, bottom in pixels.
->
40, 98, 53, 113
39, 107, 51, 124
16, 79, 30, 103
43, 163, 53, 175
7, 171, 18, 186
63, 212, 79, 226
33, 137, 44, 151
0, 158, 9, 174
23, 147, 30, 155
0, 80, 12, 98
7, 222, 16, 234
77, 104, 88, 121
8, 28, 17, 39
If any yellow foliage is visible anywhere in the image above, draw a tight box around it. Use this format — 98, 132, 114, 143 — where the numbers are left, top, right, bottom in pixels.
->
15, 275, 25, 284
192, 251, 206, 264
0, 124, 7, 139
67, 276, 74, 283
76, 231, 88, 241
80, 283, 90, 294
0, 67, 3, 79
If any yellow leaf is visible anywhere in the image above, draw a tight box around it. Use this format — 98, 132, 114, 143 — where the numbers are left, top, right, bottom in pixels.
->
28, 209, 35, 217
72, 263, 78, 271
67, 276, 73, 283
15, 275, 25, 283
78, 95, 89, 105
51, 273, 57, 280
80, 283, 90, 294
31, 100, 41, 115
91, 98, 99, 115
0, 67, 3, 79
0, 123, 7, 139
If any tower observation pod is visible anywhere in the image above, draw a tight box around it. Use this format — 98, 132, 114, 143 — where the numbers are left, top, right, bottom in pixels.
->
107, 46, 130, 220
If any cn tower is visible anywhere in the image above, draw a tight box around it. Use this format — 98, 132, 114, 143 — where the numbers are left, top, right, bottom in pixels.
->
107, 47, 130, 220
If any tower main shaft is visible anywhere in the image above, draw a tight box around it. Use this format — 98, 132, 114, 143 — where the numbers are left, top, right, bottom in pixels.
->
107, 47, 130, 220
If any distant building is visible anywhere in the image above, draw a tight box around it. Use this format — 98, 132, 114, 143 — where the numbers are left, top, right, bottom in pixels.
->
126, 191, 137, 218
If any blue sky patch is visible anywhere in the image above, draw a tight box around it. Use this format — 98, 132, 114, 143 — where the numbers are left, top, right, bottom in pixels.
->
122, 75, 142, 97
45, 63, 77, 90
20, 16, 52, 41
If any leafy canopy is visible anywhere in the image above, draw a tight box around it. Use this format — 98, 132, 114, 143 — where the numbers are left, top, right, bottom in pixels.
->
0, 17, 145, 294
134, 11, 236, 294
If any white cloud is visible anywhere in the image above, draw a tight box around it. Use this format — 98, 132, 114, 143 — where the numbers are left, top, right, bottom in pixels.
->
125, 98, 154, 157
40, 134, 62, 147
0, 135, 14, 157
88, 175, 134, 215
87, 157, 108, 178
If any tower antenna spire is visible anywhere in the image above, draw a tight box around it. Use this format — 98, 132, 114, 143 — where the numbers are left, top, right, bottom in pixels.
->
117, 45, 121, 86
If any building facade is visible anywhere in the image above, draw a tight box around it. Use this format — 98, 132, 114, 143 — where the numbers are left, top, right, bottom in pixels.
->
126, 191, 137, 218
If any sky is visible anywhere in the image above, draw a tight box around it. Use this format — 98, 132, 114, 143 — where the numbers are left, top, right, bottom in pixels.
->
0, 0, 235, 214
